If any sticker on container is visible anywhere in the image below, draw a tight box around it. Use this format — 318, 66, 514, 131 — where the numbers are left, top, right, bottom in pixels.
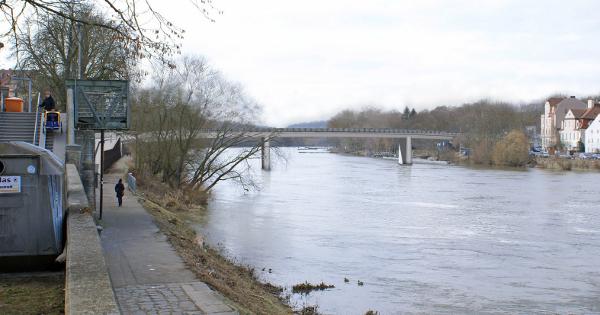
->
0, 176, 21, 193
27, 165, 36, 174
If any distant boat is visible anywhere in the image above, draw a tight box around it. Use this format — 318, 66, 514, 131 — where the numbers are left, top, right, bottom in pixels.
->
298, 147, 320, 150
298, 146, 329, 153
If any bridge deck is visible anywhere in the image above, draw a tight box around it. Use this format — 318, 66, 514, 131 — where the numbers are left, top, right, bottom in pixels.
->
199, 128, 458, 140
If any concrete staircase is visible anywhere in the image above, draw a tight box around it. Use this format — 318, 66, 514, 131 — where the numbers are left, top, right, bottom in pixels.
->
0, 112, 45, 147
45, 131, 55, 151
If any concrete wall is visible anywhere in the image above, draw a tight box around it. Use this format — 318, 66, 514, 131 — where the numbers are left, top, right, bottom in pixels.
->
65, 164, 119, 314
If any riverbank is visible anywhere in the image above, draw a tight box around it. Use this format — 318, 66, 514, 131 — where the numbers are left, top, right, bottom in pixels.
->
0, 272, 64, 314
136, 178, 294, 315
535, 157, 600, 171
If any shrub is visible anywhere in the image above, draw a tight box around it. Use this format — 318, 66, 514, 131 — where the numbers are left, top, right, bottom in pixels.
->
492, 130, 530, 167
472, 139, 494, 165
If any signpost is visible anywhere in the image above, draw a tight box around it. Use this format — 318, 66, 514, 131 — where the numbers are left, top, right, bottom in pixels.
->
66, 79, 129, 220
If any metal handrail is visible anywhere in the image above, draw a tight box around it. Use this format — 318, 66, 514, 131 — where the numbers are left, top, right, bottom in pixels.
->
39, 111, 46, 149
127, 173, 137, 193
33, 92, 41, 145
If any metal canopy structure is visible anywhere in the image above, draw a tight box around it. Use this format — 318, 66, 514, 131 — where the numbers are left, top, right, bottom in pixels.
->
66, 79, 130, 130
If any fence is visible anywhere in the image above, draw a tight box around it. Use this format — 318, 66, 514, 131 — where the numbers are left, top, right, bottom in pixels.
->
102, 138, 122, 172
127, 173, 136, 193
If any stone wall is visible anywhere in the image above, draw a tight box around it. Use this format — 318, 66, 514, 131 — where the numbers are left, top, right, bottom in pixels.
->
65, 164, 119, 314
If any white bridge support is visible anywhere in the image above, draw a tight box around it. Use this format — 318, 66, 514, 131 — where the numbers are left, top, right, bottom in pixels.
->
261, 137, 271, 171
398, 136, 412, 165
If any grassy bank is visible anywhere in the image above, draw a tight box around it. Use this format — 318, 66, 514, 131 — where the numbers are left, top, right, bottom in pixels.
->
135, 179, 293, 315
0, 272, 64, 314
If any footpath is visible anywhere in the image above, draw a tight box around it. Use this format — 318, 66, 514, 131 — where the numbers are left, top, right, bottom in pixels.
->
99, 172, 237, 314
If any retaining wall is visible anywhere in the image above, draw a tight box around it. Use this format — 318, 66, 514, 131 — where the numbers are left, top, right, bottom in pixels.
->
65, 163, 119, 314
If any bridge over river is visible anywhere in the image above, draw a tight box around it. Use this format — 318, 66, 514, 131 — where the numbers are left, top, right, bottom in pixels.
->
198, 127, 459, 170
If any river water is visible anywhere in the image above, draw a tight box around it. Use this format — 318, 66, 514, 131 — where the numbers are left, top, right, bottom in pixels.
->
199, 148, 600, 314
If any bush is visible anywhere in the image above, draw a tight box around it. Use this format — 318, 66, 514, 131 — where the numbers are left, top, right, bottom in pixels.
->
492, 130, 530, 167
472, 139, 494, 165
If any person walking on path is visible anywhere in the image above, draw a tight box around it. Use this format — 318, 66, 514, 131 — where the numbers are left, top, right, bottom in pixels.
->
115, 179, 125, 207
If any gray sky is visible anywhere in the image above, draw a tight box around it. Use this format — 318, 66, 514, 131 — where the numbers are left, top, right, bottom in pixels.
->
4, 0, 600, 126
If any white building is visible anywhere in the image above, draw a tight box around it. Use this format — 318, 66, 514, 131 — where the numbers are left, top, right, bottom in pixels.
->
540, 96, 587, 150
560, 102, 600, 151
585, 114, 600, 153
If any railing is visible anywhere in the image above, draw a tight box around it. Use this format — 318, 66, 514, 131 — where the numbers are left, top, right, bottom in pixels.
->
197, 127, 460, 136
127, 173, 136, 193
39, 111, 46, 149
33, 93, 40, 145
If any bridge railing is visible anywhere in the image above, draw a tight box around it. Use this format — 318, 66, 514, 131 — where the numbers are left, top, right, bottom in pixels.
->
198, 127, 459, 136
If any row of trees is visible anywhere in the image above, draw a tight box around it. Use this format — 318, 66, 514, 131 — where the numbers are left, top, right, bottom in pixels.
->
327, 100, 541, 165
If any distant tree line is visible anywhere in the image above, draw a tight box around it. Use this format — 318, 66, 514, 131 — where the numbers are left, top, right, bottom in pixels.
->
327, 100, 542, 165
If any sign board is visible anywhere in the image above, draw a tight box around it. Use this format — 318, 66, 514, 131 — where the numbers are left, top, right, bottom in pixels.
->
65, 79, 130, 130
0, 176, 21, 193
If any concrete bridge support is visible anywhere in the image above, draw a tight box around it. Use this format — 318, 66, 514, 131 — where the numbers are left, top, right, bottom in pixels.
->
261, 138, 271, 171
398, 136, 412, 165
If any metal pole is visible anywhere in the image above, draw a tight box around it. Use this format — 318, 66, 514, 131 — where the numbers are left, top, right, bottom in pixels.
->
99, 129, 104, 220
77, 23, 82, 79
28, 79, 32, 112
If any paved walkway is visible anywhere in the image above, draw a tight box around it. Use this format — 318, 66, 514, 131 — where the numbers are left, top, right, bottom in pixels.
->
99, 173, 237, 315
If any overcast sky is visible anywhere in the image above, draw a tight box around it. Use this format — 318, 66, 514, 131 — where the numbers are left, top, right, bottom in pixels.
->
3, 0, 600, 126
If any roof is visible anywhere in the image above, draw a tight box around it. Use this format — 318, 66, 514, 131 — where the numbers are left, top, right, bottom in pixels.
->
556, 97, 587, 112
582, 106, 600, 120
567, 106, 600, 120
547, 97, 564, 107
570, 109, 588, 118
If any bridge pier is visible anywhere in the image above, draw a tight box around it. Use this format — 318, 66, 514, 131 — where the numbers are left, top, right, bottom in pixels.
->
261, 138, 271, 171
398, 136, 412, 165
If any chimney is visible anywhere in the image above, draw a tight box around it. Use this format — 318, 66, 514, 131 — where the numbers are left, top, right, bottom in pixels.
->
589, 99, 594, 109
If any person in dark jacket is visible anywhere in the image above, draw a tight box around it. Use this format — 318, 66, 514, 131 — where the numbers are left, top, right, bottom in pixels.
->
115, 179, 125, 207
39, 90, 56, 111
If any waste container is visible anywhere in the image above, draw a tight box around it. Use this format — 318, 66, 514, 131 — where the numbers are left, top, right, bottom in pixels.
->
0, 141, 65, 270
5, 97, 24, 112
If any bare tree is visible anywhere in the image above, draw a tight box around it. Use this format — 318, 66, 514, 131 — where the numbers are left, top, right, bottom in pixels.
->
1, 0, 219, 61
13, 2, 132, 106
132, 55, 272, 191
187, 126, 275, 191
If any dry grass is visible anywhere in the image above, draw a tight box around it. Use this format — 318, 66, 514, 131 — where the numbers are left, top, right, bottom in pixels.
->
292, 282, 334, 294
536, 158, 600, 171
137, 183, 293, 315
0, 272, 64, 314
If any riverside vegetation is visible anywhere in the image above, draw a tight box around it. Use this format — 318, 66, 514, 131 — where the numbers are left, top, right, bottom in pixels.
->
325, 100, 556, 168
134, 176, 293, 314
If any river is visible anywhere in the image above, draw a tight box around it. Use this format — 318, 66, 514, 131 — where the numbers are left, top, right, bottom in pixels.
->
198, 148, 600, 314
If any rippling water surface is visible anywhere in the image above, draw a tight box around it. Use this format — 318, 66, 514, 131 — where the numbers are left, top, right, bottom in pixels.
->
199, 149, 600, 314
